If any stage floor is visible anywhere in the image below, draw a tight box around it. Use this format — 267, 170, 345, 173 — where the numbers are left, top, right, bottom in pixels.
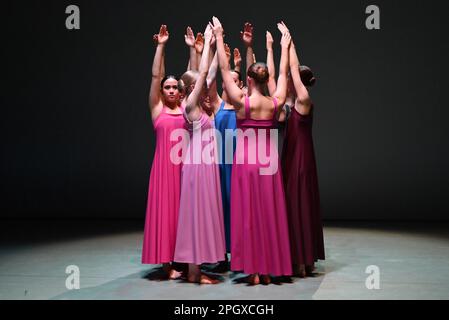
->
0, 220, 448, 300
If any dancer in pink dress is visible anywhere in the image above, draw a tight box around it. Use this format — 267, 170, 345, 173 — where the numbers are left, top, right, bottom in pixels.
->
173, 24, 226, 284
278, 22, 325, 277
141, 25, 185, 279
212, 17, 293, 285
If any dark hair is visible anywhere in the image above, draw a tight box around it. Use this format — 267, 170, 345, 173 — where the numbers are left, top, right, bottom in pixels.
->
299, 66, 316, 87
160, 75, 179, 89
177, 80, 185, 93
179, 70, 199, 96
247, 62, 269, 84
231, 69, 242, 82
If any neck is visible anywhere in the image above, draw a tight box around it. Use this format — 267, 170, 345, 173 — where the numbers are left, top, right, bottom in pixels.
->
250, 86, 264, 96
222, 91, 229, 103
164, 101, 178, 109
202, 106, 214, 117
204, 109, 214, 117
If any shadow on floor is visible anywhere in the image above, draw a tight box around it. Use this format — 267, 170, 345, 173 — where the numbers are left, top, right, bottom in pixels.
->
50, 265, 327, 300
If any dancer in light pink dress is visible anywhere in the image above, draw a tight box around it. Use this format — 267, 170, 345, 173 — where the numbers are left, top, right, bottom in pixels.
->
212, 17, 292, 285
141, 25, 185, 279
173, 24, 226, 284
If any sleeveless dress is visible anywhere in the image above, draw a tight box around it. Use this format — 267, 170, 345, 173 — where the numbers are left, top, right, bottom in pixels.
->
141, 106, 185, 264
173, 110, 226, 264
214, 100, 237, 252
281, 106, 325, 266
230, 96, 292, 276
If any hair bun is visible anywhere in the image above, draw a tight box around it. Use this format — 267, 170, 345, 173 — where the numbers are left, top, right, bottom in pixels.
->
299, 65, 316, 88
248, 62, 269, 84
309, 77, 316, 87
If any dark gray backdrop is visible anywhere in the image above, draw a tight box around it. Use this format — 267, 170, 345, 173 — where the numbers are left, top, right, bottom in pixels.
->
2, 0, 449, 220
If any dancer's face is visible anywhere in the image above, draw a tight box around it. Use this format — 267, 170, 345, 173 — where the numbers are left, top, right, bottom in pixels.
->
231, 71, 243, 88
161, 78, 180, 104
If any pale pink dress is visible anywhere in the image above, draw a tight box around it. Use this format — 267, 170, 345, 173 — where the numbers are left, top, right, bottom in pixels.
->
173, 110, 226, 264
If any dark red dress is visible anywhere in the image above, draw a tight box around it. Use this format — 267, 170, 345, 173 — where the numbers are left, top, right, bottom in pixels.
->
281, 105, 325, 266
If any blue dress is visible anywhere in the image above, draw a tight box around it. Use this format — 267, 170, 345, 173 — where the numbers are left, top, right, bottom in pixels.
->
214, 100, 237, 252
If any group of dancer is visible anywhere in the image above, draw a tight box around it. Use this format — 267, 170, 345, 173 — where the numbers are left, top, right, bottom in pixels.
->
141, 17, 325, 285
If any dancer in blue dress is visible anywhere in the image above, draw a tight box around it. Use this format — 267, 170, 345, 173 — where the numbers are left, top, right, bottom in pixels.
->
204, 41, 244, 271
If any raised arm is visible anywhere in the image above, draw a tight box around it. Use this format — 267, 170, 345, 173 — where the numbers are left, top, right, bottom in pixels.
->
266, 31, 276, 96
185, 25, 213, 121
206, 49, 219, 89
272, 29, 291, 107
149, 25, 169, 119
152, 33, 165, 78
212, 17, 245, 110
233, 48, 242, 73
185, 27, 198, 71
290, 42, 312, 111
241, 22, 255, 86
195, 32, 205, 68
279, 22, 312, 114
206, 47, 223, 108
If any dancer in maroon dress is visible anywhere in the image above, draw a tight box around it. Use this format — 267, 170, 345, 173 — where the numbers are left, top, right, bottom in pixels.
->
278, 22, 325, 277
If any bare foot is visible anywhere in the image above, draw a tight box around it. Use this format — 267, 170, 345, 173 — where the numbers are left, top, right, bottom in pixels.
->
294, 265, 306, 278
168, 268, 183, 280
248, 274, 260, 285
199, 274, 220, 284
187, 273, 220, 284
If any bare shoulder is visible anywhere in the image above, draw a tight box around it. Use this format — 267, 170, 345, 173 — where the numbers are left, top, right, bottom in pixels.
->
295, 97, 313, 116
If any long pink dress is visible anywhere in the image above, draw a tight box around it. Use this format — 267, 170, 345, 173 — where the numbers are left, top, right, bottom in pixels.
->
230, 96, 292, 276
141, 106, 185, 264
173, 110, 226, 264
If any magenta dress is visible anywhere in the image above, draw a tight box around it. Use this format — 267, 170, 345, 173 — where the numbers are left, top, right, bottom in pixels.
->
173, 110, 226, 264
230, 96, 292, 276
281, 105, 325, 266
141, 106, 185, 264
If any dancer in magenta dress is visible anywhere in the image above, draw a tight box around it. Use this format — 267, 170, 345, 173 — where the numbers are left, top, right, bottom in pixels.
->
278, 22, 325, 277
173, 25, 226, 284
141, 25, 185, 279
212, 17, 292, 285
